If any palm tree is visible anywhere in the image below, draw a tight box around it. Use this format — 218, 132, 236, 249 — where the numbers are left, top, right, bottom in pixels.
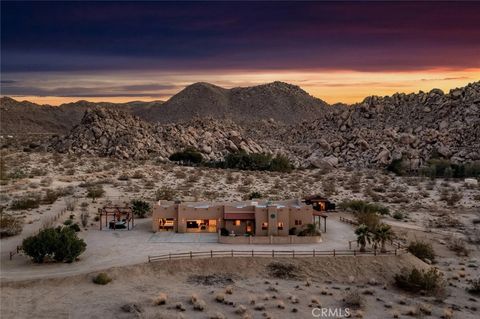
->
373, 223, 394, 253
355, 224, 371, 252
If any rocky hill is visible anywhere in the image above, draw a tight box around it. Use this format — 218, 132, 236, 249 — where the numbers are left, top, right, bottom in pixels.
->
256, 81, 480, 168
49, 108, 267, 160
0, 97, 163, 134
1, 81, 327, 133
5, 80, 480, 169
145, 81, 330, 124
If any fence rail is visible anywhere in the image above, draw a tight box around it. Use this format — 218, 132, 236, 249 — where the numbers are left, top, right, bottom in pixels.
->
339, 216, 358, 225
148, 248, 402, 263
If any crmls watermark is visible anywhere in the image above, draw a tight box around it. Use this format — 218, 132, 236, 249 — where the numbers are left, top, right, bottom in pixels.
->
312, 307, 351, 318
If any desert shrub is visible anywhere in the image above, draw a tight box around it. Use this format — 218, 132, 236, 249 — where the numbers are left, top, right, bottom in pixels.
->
92, 272, 112, 285
297, 223, 320, 236
117, 174, 130, 181
63, 219, 73, 226
343, 289, 364, 309
42, 189, 59, 204
131, 199, 151, 218
289, 227, 297, 235
0, 212, 23, 238
356, 212, 380, 232
393, 211, 404, 220
467, 278, 480, 295
131, 171, 144, 179
269, 154, 294, 173
219, 151, 293, 172
387, 158, 407, 176
155, 186, 177, 201
267, 262, 298, 279
447, 237, 469, 256
339, 199, 389, 215
247, 191, 262, 200
169, 148, 203, 164
86, 185, 105, 201
394, 267, 445, 295
10, 194, 41, 210
22, 226, 86, 263
408, 241, 435, 262
69, 223, 81, 232
421, 159, 480, 178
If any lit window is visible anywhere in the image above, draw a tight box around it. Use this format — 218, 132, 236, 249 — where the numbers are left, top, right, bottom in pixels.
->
295, 220, 302, 226
278, 222, 284, 230
234, 220, 241, 226
262, 222, 268, 230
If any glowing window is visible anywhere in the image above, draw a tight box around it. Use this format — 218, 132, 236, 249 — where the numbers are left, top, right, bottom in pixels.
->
278, 222, 284, 230
234, 220, 241, 226
262, 222, 268, 230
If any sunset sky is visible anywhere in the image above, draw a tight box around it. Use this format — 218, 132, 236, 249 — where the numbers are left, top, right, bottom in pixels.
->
1, 1, 479, 105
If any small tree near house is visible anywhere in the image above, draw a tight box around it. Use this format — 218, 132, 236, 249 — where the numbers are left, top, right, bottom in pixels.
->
355, 224, 371, 252
131, 199, 151, 218
373, 223, 394, 253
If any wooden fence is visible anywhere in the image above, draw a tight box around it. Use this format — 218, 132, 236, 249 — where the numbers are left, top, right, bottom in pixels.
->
148, 248, 402, 263
339, 216, 358, 225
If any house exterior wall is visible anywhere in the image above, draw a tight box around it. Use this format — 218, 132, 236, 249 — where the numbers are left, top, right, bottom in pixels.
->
152, 200, 315, 236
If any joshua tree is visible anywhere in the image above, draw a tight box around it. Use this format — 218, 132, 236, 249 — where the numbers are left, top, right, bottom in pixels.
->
373, 223, 394, 253
355, 224, 371, 252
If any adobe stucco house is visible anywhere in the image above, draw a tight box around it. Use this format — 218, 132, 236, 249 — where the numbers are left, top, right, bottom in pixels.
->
152, 199, 320, 236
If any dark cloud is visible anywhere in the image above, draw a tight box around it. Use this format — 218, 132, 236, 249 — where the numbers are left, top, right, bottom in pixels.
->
0, 82, 178, 97
1, 1, 480, 74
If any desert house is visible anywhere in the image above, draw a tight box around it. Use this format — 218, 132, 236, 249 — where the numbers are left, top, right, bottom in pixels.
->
152, 199, 323, 236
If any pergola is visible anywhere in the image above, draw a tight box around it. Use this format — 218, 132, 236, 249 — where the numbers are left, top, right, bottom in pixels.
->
98, 205, 135, 230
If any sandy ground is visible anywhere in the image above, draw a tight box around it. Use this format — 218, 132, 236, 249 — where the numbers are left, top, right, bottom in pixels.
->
1, 152, 479, 318
2, 255, 458, 319
1, 216, 355, 281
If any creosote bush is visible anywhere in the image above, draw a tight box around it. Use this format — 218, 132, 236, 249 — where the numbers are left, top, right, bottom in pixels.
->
215, 151, 293, 173
0, 212, 23, 238
92, 272, 112, 285
86, 185, 105, 201
131, 199, 151, 218
155, 186, 177, 201
407, 241, 436, 262
10, 194, 41, 210
169, 148, 203, 164
394, 267, 445, 295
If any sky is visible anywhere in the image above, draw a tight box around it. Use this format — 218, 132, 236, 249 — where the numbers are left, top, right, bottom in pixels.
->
1, 1, 479, 105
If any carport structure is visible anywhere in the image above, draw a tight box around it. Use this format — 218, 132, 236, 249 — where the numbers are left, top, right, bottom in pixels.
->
98, 205, 135, 230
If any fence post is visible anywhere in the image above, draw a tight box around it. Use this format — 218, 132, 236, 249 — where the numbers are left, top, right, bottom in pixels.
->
272, 250, 274, 258
169, 252, 171, 260
293, 250, 295, 258
374, 248, 377, 256
211, 250, 213, 258
333, 249, 336, 257
313, 249, 315, 257
353, 249, 356, 256
190, 251, 192, 259
9, 252, 13, 260
252, 249, 254, 257
231, 250, 233, 257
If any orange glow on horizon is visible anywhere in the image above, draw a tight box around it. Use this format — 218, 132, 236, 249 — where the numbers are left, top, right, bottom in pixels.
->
4, 68, 479, 106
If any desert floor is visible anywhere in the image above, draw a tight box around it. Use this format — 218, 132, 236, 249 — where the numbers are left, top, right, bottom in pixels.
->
1, 151, 479, 318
